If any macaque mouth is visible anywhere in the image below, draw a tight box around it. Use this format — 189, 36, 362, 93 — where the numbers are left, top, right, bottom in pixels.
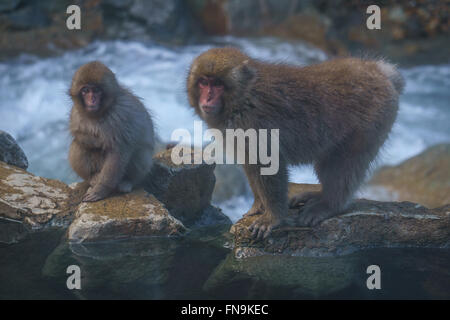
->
85, 102, 100, 111
201, 105, 217, 114
86, 104, 100, 112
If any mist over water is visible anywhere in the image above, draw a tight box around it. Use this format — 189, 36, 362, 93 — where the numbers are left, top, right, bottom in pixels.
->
0, 37, 449, 221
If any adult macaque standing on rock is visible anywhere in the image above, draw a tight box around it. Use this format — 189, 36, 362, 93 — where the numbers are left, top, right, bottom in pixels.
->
187, 48, 404, 239
69, 61, 155, 202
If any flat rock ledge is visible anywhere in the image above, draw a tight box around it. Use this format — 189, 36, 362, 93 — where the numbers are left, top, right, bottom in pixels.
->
68, 189, 186, 243
231, 197, 450, 258
0, 161, 79, 230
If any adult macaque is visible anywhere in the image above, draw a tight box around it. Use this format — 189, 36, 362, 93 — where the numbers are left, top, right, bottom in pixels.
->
187, 48, 404, 239
69, 61, 155, 202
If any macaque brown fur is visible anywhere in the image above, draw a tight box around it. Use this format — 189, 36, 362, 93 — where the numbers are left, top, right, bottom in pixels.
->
187, 48, 404, 238
69, 61, 155, 202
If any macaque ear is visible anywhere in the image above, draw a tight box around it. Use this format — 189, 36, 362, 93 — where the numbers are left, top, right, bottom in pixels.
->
229, 60, 255, 85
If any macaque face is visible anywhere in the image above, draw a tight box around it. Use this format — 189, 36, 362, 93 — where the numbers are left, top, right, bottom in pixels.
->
80, 85, 103, 113
197, 76, 224, 116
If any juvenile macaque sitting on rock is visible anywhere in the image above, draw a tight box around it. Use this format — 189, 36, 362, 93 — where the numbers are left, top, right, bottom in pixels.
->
187, 48, 404, 238
69, 61, 155, 202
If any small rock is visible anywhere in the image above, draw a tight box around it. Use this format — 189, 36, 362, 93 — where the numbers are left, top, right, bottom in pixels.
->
144, 147, 217, 225
0, 130, 28, 169
68, 189, 187, 243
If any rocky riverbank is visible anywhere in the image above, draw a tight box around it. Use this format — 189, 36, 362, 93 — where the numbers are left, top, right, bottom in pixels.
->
1, 0, 448, 65
0, 132, 230, 244
1, 131, 448, 258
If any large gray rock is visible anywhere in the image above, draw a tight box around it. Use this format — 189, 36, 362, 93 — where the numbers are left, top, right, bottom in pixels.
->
0, 130, 28, 169
231, 184, 450, 258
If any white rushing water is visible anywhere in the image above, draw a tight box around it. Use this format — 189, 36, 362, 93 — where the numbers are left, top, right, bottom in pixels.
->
1, 37, 449, 221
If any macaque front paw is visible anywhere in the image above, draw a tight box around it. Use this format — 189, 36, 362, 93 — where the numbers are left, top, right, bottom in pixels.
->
248, 212, 281, 240
297, 199, 338, 227
289, 191, 321, 208
243, 201, 264, 217
82, 186, 111, 202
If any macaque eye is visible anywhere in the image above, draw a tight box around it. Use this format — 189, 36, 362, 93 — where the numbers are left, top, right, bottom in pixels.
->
92, 87, 101, 94
211, 79, 224, 87
80, 87, 90, 95
198, 77, 209, 87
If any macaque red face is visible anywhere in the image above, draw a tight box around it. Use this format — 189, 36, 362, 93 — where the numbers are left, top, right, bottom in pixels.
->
80, 85, 103, 112
198, 76, 224, 116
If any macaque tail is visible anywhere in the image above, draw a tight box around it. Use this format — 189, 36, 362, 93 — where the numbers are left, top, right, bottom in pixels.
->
376, 60, 405, 95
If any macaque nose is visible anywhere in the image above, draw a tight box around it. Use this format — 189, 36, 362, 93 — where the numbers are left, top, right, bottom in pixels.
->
207, 89, 213, 101
89, 93, 96, 104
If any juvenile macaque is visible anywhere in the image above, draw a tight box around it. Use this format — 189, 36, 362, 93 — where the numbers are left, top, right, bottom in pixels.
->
187, 48, 404, 238
69, 61, 155, 202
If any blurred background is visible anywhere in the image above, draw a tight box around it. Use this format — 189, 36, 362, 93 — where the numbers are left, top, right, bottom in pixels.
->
0, 0, 449, 220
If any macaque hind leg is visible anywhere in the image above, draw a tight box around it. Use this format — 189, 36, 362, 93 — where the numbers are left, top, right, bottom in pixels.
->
117, 154, 153, 194
83, 151, 124, 202
298, 139, 377, 226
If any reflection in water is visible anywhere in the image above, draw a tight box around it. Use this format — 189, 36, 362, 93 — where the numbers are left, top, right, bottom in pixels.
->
0, 228, 448, 299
